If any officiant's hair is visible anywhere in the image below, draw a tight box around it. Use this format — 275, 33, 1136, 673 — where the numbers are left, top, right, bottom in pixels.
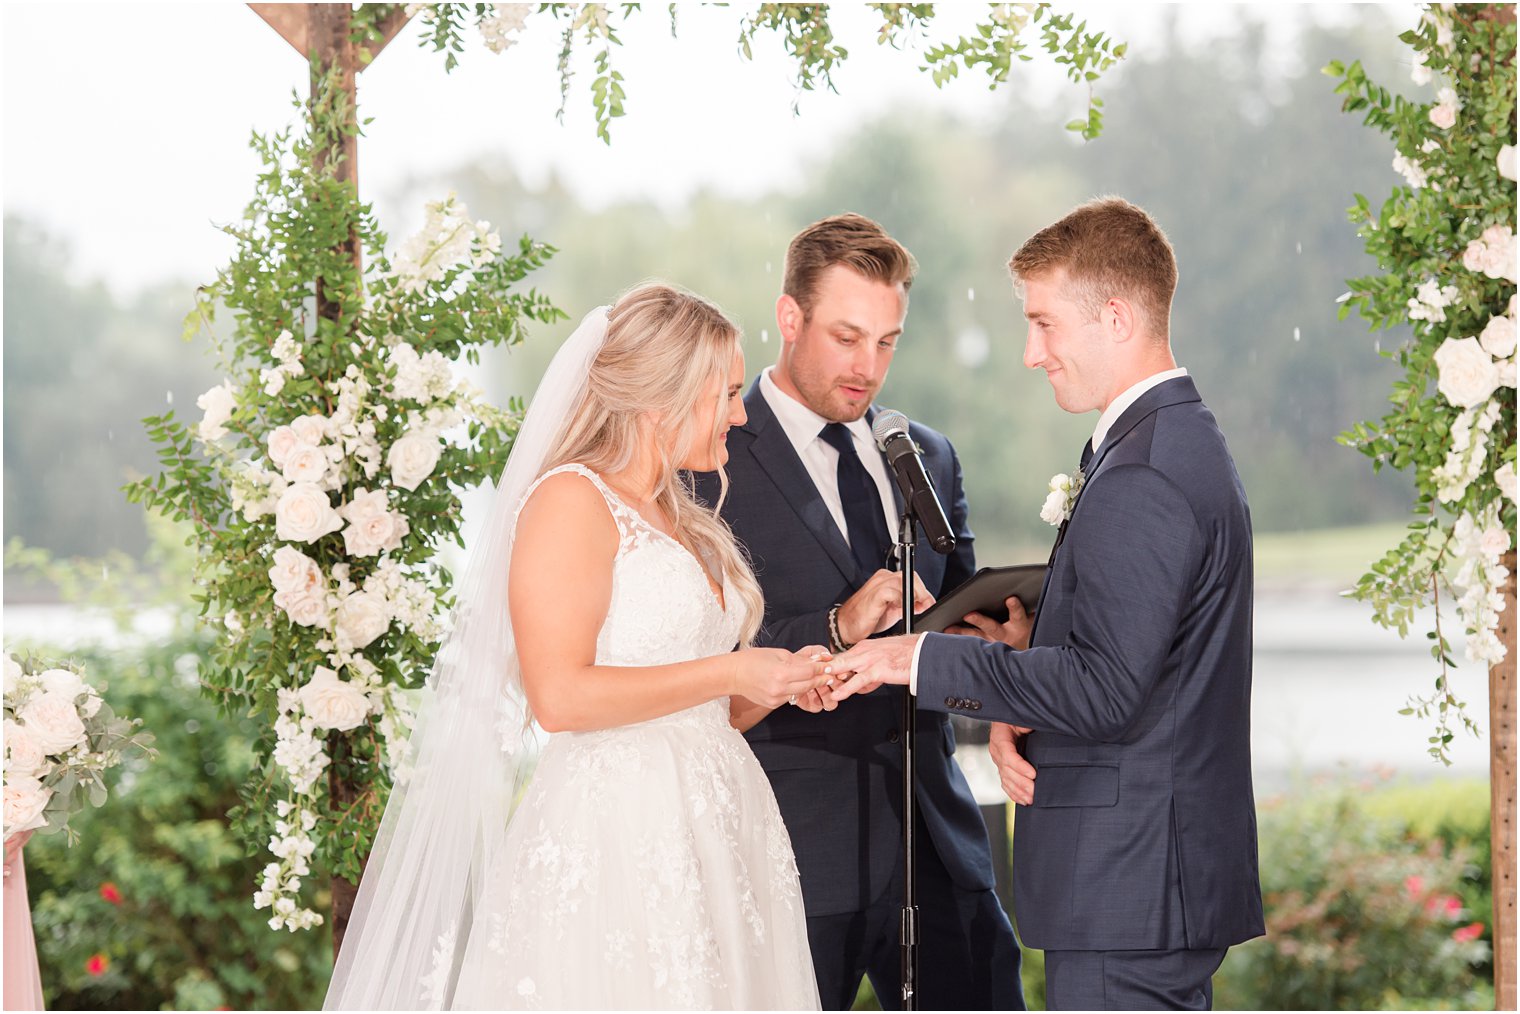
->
1008, 197, 1177, 339
784, 212, 917, 320
544, 282, 764, 644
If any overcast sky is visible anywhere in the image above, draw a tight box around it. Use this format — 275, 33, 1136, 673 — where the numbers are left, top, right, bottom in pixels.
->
2, 3, 1405, 295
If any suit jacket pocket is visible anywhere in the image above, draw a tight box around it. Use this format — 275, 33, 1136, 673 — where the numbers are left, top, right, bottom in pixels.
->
1029, 762, 1119, 808
748, 735, 829, 772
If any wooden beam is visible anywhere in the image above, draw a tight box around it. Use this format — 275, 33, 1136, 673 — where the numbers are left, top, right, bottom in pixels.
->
248, 2, 309, 56
1494, 553, 1516, 1012
359, 5, 414, 69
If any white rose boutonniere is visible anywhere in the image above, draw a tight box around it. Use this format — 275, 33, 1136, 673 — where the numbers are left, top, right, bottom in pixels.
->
1040, 472, 1085, 527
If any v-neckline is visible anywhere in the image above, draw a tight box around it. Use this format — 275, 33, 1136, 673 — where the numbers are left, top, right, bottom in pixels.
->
599, 480, 728, 614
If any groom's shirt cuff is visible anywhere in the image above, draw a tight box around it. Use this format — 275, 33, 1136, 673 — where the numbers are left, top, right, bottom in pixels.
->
908, 633, 928, 696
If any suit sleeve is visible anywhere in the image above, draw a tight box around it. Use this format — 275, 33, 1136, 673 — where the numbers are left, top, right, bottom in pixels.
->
916, 464, 1200, 741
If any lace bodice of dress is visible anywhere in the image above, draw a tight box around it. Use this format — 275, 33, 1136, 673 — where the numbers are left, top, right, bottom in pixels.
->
517, 464, 744, 732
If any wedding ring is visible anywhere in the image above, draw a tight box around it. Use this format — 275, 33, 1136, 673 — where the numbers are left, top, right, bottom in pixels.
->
788, 694, 798, 706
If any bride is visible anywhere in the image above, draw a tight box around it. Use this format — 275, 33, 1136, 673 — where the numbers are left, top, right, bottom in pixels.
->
324, 284, 830, 1010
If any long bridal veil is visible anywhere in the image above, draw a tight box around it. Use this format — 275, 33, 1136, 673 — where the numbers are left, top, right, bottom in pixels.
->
324, 307, 610, 1010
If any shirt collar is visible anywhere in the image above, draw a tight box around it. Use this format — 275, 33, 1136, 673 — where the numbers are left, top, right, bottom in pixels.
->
759, 366, 875, 455
1091, 367, 1189, 453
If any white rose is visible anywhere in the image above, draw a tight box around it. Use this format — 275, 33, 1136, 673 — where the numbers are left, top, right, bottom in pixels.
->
4, 721, 47, 779
275, 483, 343, 544
1497, 462, 1517, 503
1429, 101, 1457, 130
1039, 489, 1068, 527
272, 329, 300, 363
269, 546, 323, 595
2, 776, 52, 836
79, 693, 102, 719
18, 691, 88, 754
274, 587, 329, 627
196, 381, 237, 441
37, 668, 84, 700
1500, 144, 1517, 183
298, 667, 372, 732
1481, 315, 1517, 359
339, 488, 409, 557
289, 415, 330, 446
387, 431, 442, 491
4, 655, 21, 695
282, 444, 330, 485
335, 591, 392, 650
1434, 337, 1501, 408
1480, 525, 1512, 558
267, 425, 307, 467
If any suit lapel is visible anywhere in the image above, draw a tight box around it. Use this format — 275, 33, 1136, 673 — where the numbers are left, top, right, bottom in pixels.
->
1030, 375, 1202, 642
740, 382, 860, 582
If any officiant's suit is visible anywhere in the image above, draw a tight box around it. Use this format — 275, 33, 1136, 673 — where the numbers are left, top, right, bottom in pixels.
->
693, 378, 1023, 1011
914, 375, 1265, 1009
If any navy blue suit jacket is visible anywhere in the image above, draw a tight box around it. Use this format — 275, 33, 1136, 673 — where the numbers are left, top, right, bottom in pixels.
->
917, 376, 1265, 951
693, 380, 997, 917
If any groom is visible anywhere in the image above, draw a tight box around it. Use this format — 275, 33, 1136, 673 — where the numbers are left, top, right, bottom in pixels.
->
832, 198, 1264, 1010
694, 213, 1022, 1010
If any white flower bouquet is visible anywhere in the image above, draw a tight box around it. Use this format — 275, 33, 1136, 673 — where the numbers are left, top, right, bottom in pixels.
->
2, 653, 154, 843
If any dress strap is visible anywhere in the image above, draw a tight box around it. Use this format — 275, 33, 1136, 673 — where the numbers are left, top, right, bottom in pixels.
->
515, 463, 640, 547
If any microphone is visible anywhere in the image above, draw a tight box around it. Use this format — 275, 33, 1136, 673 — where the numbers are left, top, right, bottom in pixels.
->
871, 410, 956, 555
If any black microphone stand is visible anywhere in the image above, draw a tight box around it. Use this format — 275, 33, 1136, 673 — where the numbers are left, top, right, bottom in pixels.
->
896, 512, 920, 1011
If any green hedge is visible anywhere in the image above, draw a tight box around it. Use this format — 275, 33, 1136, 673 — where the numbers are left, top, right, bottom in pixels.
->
17, 629, 332, 1010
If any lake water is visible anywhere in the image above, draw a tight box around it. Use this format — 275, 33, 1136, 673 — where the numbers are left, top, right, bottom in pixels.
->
2, 586, 1495, 793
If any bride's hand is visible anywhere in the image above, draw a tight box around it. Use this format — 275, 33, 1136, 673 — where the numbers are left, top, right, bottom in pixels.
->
731, 647, 832, 709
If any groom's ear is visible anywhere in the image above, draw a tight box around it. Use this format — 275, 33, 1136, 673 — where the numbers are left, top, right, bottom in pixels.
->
776, 294, 804, 345
1101, 296, 1139, 345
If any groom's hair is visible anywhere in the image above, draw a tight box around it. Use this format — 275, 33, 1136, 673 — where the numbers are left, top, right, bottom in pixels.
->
1009, 197, 1177, 339
784, 213, 917, 321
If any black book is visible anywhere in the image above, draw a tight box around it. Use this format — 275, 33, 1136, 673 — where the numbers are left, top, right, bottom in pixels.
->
913, 564, 1046, 634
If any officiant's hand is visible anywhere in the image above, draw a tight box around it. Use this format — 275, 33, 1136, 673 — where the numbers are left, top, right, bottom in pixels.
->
837, 569, 936, 647
828, 634, 919, 700
945, 596, 1032, 650
989, 722, 1037, 806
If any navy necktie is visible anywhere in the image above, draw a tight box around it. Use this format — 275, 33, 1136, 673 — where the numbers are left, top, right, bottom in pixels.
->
1080, 438, 1094, 472
819, 422, 893, 576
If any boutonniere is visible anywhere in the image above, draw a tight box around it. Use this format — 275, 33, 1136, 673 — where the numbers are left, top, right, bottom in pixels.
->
1039, 471, 1084, 527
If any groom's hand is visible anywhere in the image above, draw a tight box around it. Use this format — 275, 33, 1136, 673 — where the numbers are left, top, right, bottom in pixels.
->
829, 634, 919, 701
989, 722, 1036, 806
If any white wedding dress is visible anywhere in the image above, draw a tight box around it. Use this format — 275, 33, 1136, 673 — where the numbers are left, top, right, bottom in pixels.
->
449, 464, 821, 1010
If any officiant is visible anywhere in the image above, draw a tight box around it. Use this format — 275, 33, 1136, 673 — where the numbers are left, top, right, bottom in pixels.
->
693, 212, 1023, 1011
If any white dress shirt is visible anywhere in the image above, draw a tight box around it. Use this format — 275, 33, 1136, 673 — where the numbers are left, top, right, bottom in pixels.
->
906, 366, 1190, 695
758, 367, 899, 550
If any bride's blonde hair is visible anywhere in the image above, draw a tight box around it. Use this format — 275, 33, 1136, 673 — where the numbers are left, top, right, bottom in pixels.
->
543, 283, 764, 645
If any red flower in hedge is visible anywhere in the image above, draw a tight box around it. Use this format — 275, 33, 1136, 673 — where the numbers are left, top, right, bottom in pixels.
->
85, 953, 110, 977
99, 882, 123, 905
1403, 874, 1424, 898
1452, 921, 1485, 943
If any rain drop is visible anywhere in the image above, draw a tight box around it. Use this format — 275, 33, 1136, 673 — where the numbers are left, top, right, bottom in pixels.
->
967, 288, 976, 302
765, 261, 772, 275
760, 329, 770, 344
166, 391, 174, 404
101, 564, 110, 581
1295, 242, 1302, 255
1293, 327, 1302, 342
107, 429, 115, 441
954, 327, 990, 369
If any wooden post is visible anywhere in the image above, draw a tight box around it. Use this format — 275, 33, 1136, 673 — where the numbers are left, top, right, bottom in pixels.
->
1494, 550, 1516, 1011
246, 1, 409, 961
